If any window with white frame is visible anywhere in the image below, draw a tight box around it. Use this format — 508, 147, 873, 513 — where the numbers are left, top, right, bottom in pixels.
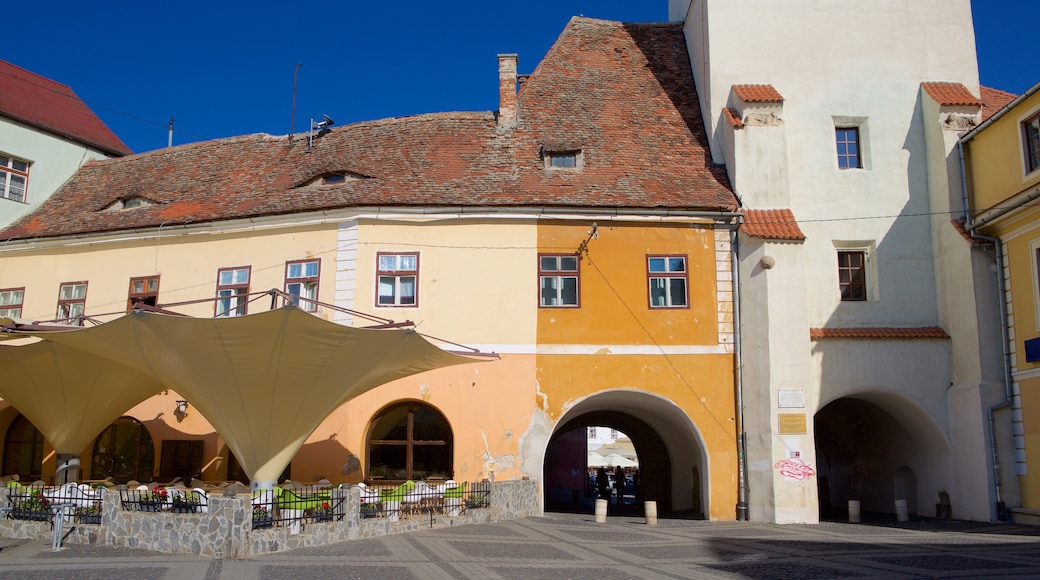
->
647, 255, 688, 308
0, 288, 24, 318
539, 254, 579, 307
56, 282, 87, 325
216, 266, 251, 317
1025, 111, 1040, 174
0, 155, 28, 203
377, 252, 418, 307
285, 259, 320, 312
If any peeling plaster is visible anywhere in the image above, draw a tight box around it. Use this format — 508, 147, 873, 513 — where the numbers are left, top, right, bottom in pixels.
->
535, 379, 549, 412
518, 409, 554, 478
419, 383, 430, 402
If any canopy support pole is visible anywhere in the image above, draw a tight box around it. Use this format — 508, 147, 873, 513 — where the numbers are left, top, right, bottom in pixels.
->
55, 453, 81, 484
251, 480, 277, 491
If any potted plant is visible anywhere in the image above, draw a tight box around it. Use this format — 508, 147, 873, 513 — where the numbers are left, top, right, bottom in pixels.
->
311, 500, 335, 522
252, 504, 274, 529
12, 490, 51, 521
360, 501, 381, 519
139, 485, 168, 511
76, 502, 102, 524
171, 491, 199, 513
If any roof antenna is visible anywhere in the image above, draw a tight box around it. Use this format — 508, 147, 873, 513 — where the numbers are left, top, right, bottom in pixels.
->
290, 63, 303, 145
306, 114, 335, 152
167, 117, 175, 148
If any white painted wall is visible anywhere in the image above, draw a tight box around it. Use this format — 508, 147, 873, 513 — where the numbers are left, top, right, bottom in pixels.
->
0, 117, 116, 227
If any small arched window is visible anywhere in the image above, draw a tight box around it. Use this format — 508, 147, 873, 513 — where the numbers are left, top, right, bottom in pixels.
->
367, 402, 452, 482
91, 417, 155, 484
3, 415, 43, 480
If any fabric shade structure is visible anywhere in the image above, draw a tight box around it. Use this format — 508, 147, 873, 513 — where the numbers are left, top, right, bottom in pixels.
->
31, 306, 484, 486
0, 340, 166, 481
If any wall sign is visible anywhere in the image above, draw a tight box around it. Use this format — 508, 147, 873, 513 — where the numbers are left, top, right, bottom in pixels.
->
778, 388, 805, 408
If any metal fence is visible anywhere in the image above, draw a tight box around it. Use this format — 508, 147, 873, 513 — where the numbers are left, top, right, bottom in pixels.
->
118, 487, 207, 513
5, 483, 105, 524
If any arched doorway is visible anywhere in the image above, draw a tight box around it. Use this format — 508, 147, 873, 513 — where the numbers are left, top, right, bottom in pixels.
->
541, 390, 708, 517
91, 417, 155, 483
815, 396, 948, 520
3, 415, 44, 481
366, 401, 452, 482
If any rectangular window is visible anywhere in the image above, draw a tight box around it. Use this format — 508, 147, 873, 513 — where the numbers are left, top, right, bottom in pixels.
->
285, 259, 320, 312
1025, 112, 1040, 174
216, 266, 250, 317
588, 426, 597, 438
0, 155, 29, 203
377, 252, 418, 307
648, 255, 688, 308
836, 128, 861, 169
0, 288, 24, 319
128, 276, 160, 311
56, 282, 87, 325
838, 251, 867, 301
539, 254, 580, 307
610, 429, 618, 439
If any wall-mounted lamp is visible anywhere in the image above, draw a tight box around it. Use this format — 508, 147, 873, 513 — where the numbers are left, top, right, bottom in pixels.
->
174, 400, 189, 420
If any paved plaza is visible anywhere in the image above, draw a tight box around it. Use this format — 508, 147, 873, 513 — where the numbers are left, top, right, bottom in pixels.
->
0, 512, 1039, 579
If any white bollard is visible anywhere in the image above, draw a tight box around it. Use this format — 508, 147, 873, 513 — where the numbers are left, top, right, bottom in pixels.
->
595, 498, 608, 523
645, 500, 658, 525
895, 499, 909, 522
848, 500, 861, 523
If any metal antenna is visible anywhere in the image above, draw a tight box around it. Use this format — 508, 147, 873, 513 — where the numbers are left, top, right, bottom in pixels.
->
290, 63, 303, 144
167, 117, 175, 148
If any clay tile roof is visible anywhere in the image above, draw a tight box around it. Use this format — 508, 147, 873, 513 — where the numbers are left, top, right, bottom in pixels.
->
0, 59, 131, 156
723, 107, 744, 129
810, 327, 949, 340
950, 218, 974, 243
732, 84, 784, 103
0, 18, 736, 241
980, 86, 1017, 121
921, 82, 982, 107
741, 209, 805, 240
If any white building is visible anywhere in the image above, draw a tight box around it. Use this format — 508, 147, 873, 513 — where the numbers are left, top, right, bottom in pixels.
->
669, 0, 1010, 523
0, 59, 131, 227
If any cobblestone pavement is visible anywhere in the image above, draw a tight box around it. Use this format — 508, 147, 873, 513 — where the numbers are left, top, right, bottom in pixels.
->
1, 513, 1040, 579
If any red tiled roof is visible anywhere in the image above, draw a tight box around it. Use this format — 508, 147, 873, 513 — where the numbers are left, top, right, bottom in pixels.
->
980, 86, 1017, 121
0, 19, 735, 241
950, 218, 974, 243
921, 82, 982, 107
723, 107, 744, 129
741, 209, 805, 240
810, 327, 949, 340
732, 84, 784, 103
0, 60, 131, 156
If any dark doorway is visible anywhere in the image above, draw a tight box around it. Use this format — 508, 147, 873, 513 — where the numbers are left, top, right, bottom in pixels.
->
91, 417, 155, 483
3, 415, 43, 481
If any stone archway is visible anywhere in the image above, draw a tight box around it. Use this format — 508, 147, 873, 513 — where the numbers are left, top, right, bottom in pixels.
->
539, 390, 709, 517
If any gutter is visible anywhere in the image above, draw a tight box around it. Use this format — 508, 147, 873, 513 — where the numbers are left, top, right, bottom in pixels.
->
729, 215, 749, 520
961, 141, 1014, 521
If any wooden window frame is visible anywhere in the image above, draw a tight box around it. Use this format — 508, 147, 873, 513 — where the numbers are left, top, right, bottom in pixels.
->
376, 252, 419, 308
838, 250, 868, 301
366, 401, 452, 483
284, 259, 320, 312
128, 276, 160, 311
1025, 111, 1040, 174
647, 255, 689, 309
836, 127, 862, 169
56, 281, 88, 325
0, 287, 24, 319
0, 154, 29, 203
538, 253, 580, 308
215, 266, 251, 317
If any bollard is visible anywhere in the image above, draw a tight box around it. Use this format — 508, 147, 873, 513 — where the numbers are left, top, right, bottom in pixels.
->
848, 500, 861, 523
645, 500, 658, 525
595, 498, 607, 523
895, 499, 909, 522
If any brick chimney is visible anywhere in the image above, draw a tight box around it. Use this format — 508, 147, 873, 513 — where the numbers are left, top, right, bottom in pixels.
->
498, 54, 518, 130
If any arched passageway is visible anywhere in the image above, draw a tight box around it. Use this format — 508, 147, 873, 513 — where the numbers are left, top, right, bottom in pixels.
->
815, 396, 950, 520
542, 390, 708, 517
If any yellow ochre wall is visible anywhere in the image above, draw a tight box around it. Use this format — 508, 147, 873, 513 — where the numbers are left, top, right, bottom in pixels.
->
966, 90, 1040, 215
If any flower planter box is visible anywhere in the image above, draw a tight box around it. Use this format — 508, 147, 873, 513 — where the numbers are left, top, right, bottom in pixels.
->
11, 509, 50, 522
253, 516, 274, 529
138, 500, 164, 512
360, 504, 381, 519
77, 514, 102, 525
312, 512, 334, 522
172, 501, 198, 513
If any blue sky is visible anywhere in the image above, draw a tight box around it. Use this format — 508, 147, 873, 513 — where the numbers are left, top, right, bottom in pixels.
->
3, 1, 1029, 154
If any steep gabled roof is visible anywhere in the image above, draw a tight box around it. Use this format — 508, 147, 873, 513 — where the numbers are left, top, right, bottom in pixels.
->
0, 18, 735, 241
0, 59, 131, 156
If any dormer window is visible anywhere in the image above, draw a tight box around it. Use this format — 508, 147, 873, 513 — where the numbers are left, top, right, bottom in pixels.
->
104, 196, 156, 211
323, 173, 346, 184
545, 149, 582, 170
122, 197, 145, 209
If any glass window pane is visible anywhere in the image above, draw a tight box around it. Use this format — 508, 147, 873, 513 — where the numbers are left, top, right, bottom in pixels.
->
540, 256, 558, 271
379, 255, 396, 271
11, 160, 27, 172
233, 269, 249, 284
648, 257, 666, 272
650, 278, 667, 306
561, 277, 578, 305
287, 282, 302, 297
669, 278, 687, 306
303, 281, 317, 300
287, 263, 302, 278
399, 277, 416, 304
219, 271, 232, 285
668, 257, 686, 272
399, 255, 416, 271
540, 277, 557, 306
378, 277, 395, 304
304, 261, 319, 277
560, 256, 578, 271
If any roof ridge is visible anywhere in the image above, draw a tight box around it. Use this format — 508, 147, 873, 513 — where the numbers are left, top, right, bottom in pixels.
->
0, 59, 74, 93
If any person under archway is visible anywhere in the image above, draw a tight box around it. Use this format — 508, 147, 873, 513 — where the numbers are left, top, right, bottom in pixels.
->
596, 467, 610, 500
614, 465, 625, 506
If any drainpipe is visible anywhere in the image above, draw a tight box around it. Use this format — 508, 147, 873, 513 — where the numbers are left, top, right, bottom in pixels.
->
731, 216, 749, 521
961, 141, 1013, 521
